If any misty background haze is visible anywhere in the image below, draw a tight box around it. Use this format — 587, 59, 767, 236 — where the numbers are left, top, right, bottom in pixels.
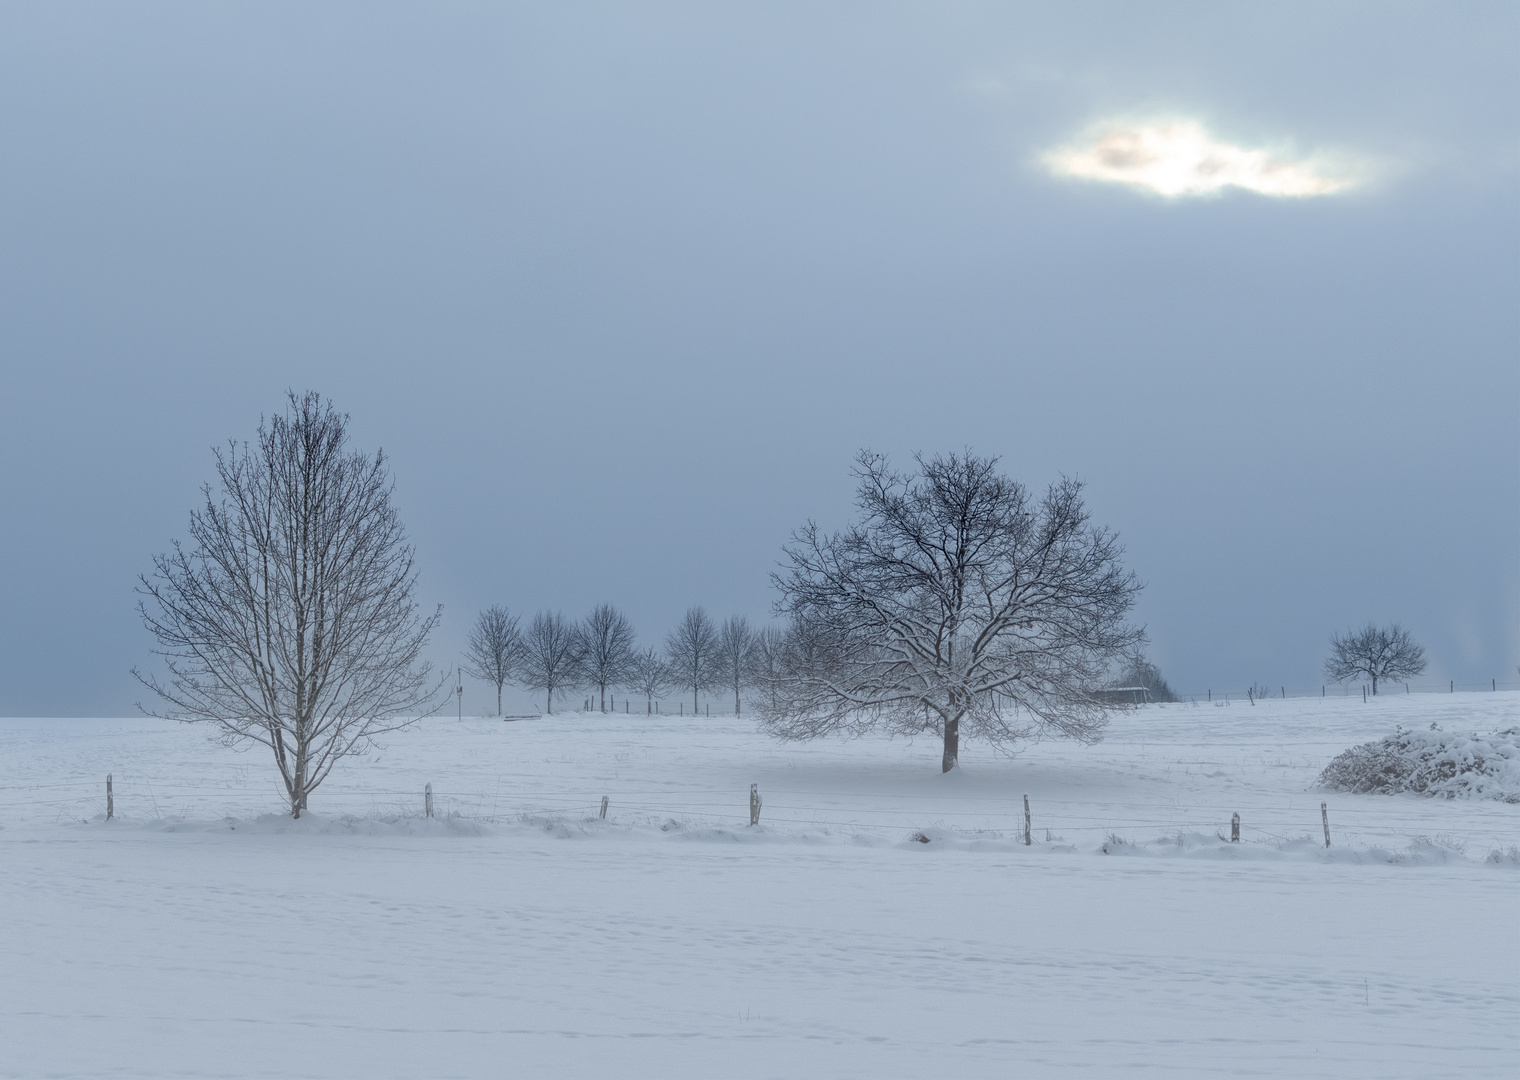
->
0, 2, 1515, 716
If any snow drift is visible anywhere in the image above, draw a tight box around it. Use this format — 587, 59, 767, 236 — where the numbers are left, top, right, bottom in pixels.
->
1318, 726, 1520, 802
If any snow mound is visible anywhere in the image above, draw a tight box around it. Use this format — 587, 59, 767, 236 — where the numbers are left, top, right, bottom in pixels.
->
1318, 726, 1520, 802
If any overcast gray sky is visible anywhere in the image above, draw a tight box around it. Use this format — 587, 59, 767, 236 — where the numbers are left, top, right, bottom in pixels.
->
1, 2, 1515, 715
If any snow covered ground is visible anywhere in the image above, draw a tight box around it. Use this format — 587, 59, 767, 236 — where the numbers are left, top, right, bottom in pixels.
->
2, 693, 1517, 1078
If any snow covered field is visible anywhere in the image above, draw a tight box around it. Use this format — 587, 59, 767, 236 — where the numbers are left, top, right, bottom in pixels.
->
2, 693, 1517, 1078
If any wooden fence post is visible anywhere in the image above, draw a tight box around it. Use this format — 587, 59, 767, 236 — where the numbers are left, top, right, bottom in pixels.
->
106, 774, 113, 821
749, 783, 761, 826
1023, 794, 1031, 846
1231, 812, 1239, 842
425, 782, 433, 819
1321, 802, 1331, 848
600, 796, 608, 820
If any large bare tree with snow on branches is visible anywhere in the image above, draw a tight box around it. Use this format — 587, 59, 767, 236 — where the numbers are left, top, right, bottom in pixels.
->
759, 450, 1143, 773
134, 392, 445, 818
463, 605, 524, 716
1324, 623, 1427, 695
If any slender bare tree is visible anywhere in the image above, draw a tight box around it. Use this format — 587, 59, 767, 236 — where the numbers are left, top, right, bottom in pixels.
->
715, 615, 756, 716
628, 646, 672, 714
463, 605, 523, 716
747, 624, 788, 692
520, 610, 583, 714
134, 392, 444, 818
665, 606, 719, 714
761, 450, 1143, 773
578, 603, 637, 712
1324, 623, 1427, 695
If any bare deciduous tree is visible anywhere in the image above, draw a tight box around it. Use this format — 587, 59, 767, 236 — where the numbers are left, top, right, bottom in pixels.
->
760, 450, 1143, 773
629, 646, 672, 714
463, 605, 523, 716
578, 603, 637, 712
1324, 623, 1427, 695
520, 610, 583, 714
747, 625, 787, 691
715, 615, 756, 716
134, 392, 444, 818
665, 606, 719, 714
1113, 651, 1177, 703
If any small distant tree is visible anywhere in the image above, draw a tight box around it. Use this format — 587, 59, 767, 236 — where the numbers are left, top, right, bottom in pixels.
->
134, 392, 444, 818
1324, 623, 1427, 696
628, 646, 672, 714
578, 603, 637, 712
520, 610, 583, 714
463, 605, 523, 716
665, 606, 719, 714
715, 615, 756, 716
1114, 651, 1177, 703
747, 624, 787, 700
761, 450, 1142, 773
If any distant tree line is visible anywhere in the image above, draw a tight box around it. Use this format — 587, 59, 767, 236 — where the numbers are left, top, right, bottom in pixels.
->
463, 602, 768, 717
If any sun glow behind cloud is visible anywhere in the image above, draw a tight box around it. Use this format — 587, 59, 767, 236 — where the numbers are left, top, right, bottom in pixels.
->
1044, 120, 1356, 198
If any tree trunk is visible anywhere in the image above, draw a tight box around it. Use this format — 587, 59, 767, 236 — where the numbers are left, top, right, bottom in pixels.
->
1372, 674, 1379, 696
735, 687, 741, 717
942, 717, 959, 773
693, 686, 699, 714
291, 749, 308, 818
497, 683, 502, 717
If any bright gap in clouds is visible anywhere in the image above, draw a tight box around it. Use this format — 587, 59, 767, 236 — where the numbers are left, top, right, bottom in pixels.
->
1044, 120, 1356, 198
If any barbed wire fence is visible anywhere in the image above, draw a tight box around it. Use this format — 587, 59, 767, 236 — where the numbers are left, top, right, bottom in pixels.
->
5, 773, 1516, 859
1171, 679, 1520, 702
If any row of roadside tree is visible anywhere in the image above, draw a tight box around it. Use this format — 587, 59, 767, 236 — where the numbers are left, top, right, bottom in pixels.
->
464, 604, 769, 718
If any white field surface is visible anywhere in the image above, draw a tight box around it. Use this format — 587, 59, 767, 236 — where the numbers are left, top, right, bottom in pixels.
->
2, 693, 1517, 1078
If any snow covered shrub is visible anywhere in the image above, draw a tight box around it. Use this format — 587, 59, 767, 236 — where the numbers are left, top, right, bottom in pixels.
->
1318, 727, 1520, 802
